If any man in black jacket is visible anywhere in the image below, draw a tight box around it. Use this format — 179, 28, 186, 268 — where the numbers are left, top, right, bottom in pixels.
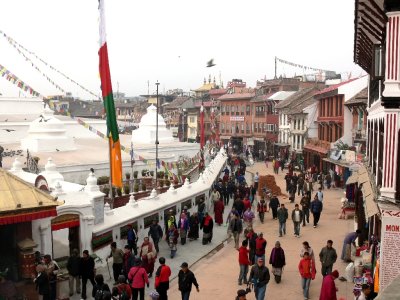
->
148, 219, 163, 253
268, 195, 280, 220
249, 257, 270, 300
178, 262, 199, 300
80, 250, 95, 300
67, 249, 81, 297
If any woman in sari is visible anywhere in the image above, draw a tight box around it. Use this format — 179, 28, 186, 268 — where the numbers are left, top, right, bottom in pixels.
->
139, 237, 157, 278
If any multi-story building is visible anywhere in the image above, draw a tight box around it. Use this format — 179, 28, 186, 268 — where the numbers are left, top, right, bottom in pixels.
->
218, 86, 255, 151
303, 77, 367, 172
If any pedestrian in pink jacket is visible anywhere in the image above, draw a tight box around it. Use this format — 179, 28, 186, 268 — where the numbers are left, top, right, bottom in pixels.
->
128, 258, 149, 300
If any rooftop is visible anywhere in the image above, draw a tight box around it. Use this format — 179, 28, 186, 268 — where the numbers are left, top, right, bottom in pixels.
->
276, 87, 319, 112
164, 96, 190, 109
314, 78, 358, 96
345, 87, 368, 106
218, 91, 255, 101
268, 91, 297, 104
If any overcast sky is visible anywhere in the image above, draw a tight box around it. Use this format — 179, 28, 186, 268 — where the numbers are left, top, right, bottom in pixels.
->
0, 0, 362, 99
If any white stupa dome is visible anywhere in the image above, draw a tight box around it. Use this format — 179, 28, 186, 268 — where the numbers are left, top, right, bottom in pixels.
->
131, 105, 174, 144
21, 104, 76, 152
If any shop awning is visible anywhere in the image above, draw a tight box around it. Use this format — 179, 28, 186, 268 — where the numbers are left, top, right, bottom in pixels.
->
357, 166, 379, 218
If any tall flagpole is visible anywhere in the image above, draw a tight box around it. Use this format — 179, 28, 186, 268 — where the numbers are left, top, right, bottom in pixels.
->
155, 81, 160, 189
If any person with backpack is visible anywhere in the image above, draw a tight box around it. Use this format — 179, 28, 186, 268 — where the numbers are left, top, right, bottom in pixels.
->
116, 275, 132, 300
154, 257, 171, 300
92, 274, 110, 300
128, 258, 149, 300
127, 224, 138, 256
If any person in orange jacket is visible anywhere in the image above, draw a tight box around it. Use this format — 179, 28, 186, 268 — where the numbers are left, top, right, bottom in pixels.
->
298, 252, 316, 300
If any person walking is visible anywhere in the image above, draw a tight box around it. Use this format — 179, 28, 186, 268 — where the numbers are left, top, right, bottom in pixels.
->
310, 194, 323, 228
107, 242, 124, 284
319, 270, 339, 300
187, 212, 199, 241
246, 228, 258, 265
116, 275, 132, 300
128, 258, 149, 300
269, 195, 280, 220
291, 204, 304, 238
229, 214, 243, 249
238, 240, 250, 285
277, 204, 288, 237
255, 233, 267, 262
249, 257, 270, 300
167, 224, 179, 259
243, 207, 255, 227
269, 241, 285, 284
140, 237, 157, 277
300, 242, 315, 262
319, 240, 337, 276
178, 262, 199, 300
298, 252, 316, 300
341, 229, 361, 262
127, 224, 138, 256
317, 187, 324, 202
257, 197, 267, 223
254, 172, 259, 191
43, 254, 59, 300
122, 245, 135, 278
66, 248, 81, 297
300, 194, 310, 226
201, 212, 214, 245
178, 213, 189, 245
148, 219, 163, 253
33, 264, 50, 300
214, 199, 225, 226
154, 257, 171, 300
81, 250, 96, 300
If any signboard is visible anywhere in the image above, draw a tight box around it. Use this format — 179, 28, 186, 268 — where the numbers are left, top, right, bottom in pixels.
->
380, 209, 400, 291
230, 116, 244, 122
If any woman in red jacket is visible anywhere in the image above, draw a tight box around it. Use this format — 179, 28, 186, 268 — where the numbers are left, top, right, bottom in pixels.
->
128, 258, 149, 300
298, 252, 316, 300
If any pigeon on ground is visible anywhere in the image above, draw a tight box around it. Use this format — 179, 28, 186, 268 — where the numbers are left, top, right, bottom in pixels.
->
2, 129, 15, 132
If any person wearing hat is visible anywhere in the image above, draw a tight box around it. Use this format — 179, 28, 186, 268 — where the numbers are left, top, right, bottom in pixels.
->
319, 270, 339, 300
67, 249, 81, 296
178, 262, 199, 300
248, 257, 270, 300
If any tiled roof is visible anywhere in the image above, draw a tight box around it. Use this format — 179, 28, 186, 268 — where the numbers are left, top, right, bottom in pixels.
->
218, 92, 255, 101
286, 95, 316, 115
165, 96, 190, 109
314, 78, 358, 96
209, 89, 227, 95
275, 88, 316, 109
250, 92, 276, 102
268, 91, 297, 102
345, 87, 368, 106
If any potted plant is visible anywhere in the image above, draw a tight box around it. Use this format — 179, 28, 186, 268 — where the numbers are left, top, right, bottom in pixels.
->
133, 171, 138, 179
141, 183, 146, 191
164, 173, 169, 180
141, 169, 148, 177
116, 187, 122, 197
102, 187, 110, 197
111, 187, 116, 198
133, 182, 139, 193
165, 180, 171, 187
125, 172, 131, 180
97, 176, 109, 185
33, 156, 40, 164
150, 171, 154, 177
159, 179, 164, 188
123, 184, 130, 195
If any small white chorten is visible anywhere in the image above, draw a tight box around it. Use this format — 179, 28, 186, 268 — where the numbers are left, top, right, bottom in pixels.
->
21, 104, 76, 152
131, 105, 174, 144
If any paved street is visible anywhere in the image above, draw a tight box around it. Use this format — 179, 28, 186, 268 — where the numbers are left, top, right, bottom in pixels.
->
166, 162, 356, 300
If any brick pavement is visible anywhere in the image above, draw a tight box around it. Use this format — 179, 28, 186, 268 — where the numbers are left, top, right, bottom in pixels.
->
167, 162, 356, 300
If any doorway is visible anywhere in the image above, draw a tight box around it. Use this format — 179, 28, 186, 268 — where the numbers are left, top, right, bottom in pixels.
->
51, 214, 80, 261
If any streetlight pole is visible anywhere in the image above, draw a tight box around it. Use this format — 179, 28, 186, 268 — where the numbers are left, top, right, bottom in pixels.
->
155, 81, 160, 189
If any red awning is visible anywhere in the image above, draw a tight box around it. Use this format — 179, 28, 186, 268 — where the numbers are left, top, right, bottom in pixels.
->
0, 208, 57, 225
51, 219, 79, 231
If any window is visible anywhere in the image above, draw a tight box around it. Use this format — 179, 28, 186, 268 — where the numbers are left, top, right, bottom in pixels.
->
226, 105, 230, 113
246, 123, 250, 133
241, 106, 245, 115
232, 125, 235, 133
293, 120, 296, 130
255, 123, 258, 132
241, 123, 244, 133
266, 124, 275, 132
190, 128, 195, 135
302, 119, 305, 130
189, 117, 195, 123
221, 105, 225, 115
246, 105, 250, 115
231, 105, 235, 114
221, 123, 225, 133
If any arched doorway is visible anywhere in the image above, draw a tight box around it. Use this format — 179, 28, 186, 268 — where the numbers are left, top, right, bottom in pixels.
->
51, 214, 80, 260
